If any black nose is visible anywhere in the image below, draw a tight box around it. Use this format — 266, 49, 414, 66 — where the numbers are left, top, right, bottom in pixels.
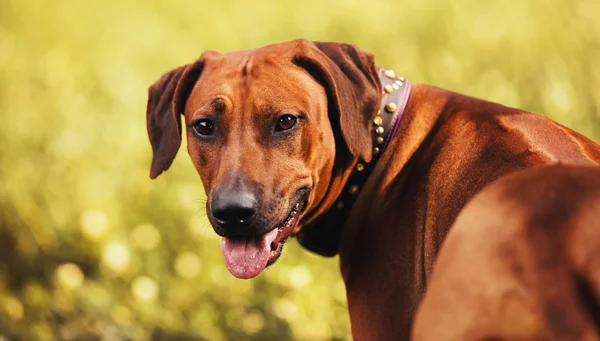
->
211, 189, 258, 231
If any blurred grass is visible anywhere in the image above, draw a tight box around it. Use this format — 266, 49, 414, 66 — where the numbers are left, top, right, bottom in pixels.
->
0, 0, 599, 340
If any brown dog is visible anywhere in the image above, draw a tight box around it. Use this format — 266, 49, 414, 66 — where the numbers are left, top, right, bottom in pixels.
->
146, 39, 600, 340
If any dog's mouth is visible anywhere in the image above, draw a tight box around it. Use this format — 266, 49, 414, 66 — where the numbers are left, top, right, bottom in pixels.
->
220, 195, 308, 279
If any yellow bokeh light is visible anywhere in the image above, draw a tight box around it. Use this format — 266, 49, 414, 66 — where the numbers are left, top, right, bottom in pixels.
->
80, 209, 108, 240
271, 298, 297, 321
3, 297, 24, 321
111, 305, 133, 325
131, 276, 159, 302
174, 252, 202, 279
55, 262, 85, 289
296, 320, 331, 340
102, 242, 130, 273
289, 265, 312, 288
241, 312, 264, 335
131, 223, 161, 250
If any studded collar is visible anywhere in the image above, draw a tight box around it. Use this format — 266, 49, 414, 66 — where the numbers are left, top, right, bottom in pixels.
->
296, 68, 412, 256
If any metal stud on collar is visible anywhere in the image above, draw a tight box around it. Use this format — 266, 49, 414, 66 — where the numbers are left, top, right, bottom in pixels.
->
298, 68, 411, 257
385, 102, 397, 113
332, 69, 408, 211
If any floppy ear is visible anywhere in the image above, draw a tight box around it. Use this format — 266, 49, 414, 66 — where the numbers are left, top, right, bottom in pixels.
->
292, 40, 382, 256
292, 40, 382, 163
146, 58, 206, 179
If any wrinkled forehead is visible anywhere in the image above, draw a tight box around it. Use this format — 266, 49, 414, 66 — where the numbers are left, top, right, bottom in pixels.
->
185, 48, 325, 115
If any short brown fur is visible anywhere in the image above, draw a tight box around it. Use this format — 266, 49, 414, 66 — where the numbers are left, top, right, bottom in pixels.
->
146, 40, 600, 340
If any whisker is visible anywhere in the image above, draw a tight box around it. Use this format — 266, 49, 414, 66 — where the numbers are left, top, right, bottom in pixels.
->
192, 197, 208, 204
203, 222, 212, 235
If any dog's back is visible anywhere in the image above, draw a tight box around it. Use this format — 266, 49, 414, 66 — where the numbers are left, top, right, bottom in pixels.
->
340, 85, 600, 340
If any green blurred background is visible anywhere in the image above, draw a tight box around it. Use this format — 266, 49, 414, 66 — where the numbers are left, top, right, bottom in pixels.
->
0, 0, 599, 340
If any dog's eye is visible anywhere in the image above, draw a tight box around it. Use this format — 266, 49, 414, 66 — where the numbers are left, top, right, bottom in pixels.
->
192, 119, 215, 136
276, 115, 297, 131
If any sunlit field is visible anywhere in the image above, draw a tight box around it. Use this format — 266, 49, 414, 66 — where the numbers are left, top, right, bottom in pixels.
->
1, 0, 599, 340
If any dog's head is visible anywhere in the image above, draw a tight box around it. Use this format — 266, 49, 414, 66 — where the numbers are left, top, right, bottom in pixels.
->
146, 40, 381, 278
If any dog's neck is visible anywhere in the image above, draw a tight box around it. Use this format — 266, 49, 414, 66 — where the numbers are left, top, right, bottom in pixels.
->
296, 68, 412, 256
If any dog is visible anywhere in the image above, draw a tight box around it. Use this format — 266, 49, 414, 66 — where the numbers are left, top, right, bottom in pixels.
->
146, 39, 600, 340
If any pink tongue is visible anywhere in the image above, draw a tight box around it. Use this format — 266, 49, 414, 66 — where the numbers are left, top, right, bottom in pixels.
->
221, 228, 279, 279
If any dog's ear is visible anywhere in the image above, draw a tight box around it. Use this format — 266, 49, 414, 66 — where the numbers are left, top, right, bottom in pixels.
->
146, 57, 207, 179
292, 40, 382, 163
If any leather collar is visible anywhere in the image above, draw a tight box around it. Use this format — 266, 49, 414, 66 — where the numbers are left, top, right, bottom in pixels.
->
296, 68, 412, 256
